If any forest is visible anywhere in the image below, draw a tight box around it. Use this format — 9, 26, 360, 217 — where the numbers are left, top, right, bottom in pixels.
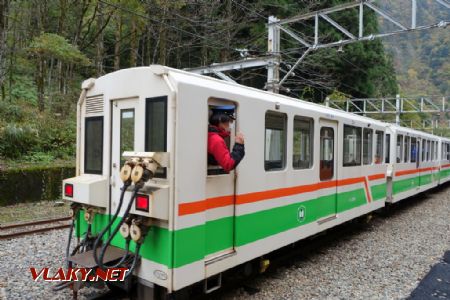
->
0, 0, 448, 166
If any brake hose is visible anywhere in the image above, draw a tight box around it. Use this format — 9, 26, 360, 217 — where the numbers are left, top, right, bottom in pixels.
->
106, 237, 132, 268
93, 182, 130, 268
97, 186, 139, 269
65, 218, 75, 268
124, 243, 142, 279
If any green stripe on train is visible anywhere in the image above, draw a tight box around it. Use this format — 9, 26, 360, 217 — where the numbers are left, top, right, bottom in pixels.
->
440, 169, 450, 180
371, 183, 387, 201
75, 187, 373, 268
393, 173, 441, 195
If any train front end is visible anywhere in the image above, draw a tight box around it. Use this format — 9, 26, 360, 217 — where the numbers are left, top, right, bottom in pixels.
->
61, 66, 175, 297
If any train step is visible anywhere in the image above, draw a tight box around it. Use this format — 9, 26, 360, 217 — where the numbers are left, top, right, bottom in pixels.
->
68, 245, 129, 268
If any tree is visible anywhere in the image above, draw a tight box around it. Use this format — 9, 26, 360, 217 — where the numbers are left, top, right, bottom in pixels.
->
28, 33, 90, 111
0, 0, 9, 100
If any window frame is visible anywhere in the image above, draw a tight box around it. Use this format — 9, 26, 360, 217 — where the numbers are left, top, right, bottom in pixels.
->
385, 133, 391, 164
264, 111, 287, 171
396, 134, 404, 163
145, 96, 168, 178
363, 128, 374, 165
292, 116, 314, 170
84, 116, 104, 175
447, 143, 450, 161
411, 137, 417, 163
320, 127, 334, 181
119, 108, 135, 166
404, 136, 410, 163
374, 130, 384, 164
343, 124, 362, 167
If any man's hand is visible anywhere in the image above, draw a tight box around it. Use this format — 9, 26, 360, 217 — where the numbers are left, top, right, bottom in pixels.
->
235, 132, 245, 144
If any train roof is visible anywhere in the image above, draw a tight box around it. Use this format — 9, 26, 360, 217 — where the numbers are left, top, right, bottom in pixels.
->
158, 65, 388, 126
387, 124, 441, 140
91, 65, 445, 140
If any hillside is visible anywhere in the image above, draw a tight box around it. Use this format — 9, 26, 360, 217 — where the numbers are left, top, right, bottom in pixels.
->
379, 0, 449, 96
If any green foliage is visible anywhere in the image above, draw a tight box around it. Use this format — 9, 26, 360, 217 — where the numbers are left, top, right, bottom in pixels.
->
37, 116, 76, 159
381, 1, 449, 95
28, 33, 90, 65
9, 75, 38, 105
24, 152, 55, 163
0, 102, 24, 121
0, 124, 39, 158
0, 108, 75, 160
1, 0, 446, 165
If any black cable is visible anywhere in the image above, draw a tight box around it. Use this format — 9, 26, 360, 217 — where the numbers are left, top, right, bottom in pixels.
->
124, 243, 142, 279
93, 182, 130, 268
98, 186, 139, 269
65, 218, 75, 268
105, 238, 132, 269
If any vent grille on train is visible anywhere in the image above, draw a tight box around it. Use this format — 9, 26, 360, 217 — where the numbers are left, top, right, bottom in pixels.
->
85, 95, 104, 115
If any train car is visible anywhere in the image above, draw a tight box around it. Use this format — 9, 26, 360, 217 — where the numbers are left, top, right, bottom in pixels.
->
61, 65, 444, 298
386, 125, 440, 203
439, 137, 450, 184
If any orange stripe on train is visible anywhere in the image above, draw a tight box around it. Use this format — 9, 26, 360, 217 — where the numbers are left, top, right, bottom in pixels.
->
395, 166, 439, 177
178, 173, 386, 216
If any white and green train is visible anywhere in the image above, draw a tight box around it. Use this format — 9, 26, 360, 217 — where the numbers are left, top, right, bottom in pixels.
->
62, 65, 450, 298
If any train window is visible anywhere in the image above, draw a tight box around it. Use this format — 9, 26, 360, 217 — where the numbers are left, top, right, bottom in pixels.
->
84, 116, 103, 174
422, 140, 426, 162
343, 125, 361, 167
442, 143, 446, 160
385, 134, 391, 164
293, 117, 313, 169
396, 135, 404, 163
447, 144, 450, 160
444, 143, 450, 160
363, 128, 373, 165
434, 141, 438, 161
427, 140, 431, 161
265, 112, 287, 171
145, 96, 167, 178
404, 136, 410, 163
120, 109, 135, 166
431, 141, 435, 161
411, 137, 417, 163
447, 143, 450, 160
446, 143, 449, 161
320, 127, 334, 181
375, 131, 384, 164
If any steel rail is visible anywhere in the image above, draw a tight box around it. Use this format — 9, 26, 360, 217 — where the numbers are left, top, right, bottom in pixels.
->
0, 216, 71, 230
0, 217, 72, 239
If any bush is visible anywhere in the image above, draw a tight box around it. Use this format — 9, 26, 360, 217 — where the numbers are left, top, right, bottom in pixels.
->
24, 152, 55, 163
0, 101, 25, 122
37, 116, 76, 159
0, 123, 39, 158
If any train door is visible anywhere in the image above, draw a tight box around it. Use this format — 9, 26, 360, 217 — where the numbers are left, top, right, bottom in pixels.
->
204, 99, 237, 262
317, 120, 338, 221
110, 98, 140, 217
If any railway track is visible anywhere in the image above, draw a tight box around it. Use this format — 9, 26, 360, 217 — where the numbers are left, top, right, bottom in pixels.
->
0, 216, 72, 240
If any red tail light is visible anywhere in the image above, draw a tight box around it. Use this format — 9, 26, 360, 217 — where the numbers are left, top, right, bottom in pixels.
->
136, 194, 149, 212
64, 184, 73, 197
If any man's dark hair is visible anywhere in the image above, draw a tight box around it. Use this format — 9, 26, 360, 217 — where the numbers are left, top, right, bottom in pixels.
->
209, 113, 232, 126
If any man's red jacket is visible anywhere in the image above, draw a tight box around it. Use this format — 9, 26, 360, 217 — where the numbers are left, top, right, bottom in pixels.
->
207, 125, 245, 172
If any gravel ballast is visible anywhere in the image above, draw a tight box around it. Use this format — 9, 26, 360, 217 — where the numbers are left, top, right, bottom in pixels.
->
1, 185, 450, 299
